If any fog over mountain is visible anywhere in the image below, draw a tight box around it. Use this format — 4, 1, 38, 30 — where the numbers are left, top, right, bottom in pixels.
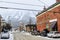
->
1, 10, 36, 28
10, 12, 36, 28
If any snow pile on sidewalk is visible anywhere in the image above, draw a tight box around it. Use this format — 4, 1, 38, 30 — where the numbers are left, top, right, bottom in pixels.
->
24, 32, 31, 35
11, 30, 20, 33
20, 31, 31, 35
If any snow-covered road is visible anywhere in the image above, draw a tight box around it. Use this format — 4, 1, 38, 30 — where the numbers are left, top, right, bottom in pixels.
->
0, 31, 60, 40
13, 31, 60, 40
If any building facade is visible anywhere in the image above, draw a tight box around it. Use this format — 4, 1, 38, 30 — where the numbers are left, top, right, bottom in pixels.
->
36, 1, 60, 32
26, 24, 37, 32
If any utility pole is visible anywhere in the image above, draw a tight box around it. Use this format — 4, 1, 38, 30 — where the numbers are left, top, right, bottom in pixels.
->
8, 16, 11, 25
0, 15, 2, 33
29, 17, 32, 25
0, 15, 2, 27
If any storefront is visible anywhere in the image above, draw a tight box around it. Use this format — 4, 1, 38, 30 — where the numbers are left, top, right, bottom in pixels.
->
36, 2, 60, 32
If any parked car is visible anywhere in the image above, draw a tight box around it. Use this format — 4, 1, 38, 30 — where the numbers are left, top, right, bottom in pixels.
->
31, 30, 40, 35
47, 31, 60, 38
1, 32, 10, 39
40, 29, 49, 36
40, 31, 47, 36
4, 29, 8, 33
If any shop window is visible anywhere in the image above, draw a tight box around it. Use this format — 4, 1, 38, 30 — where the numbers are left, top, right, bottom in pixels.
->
46, 23, 49, 29
53, 12, 56, 14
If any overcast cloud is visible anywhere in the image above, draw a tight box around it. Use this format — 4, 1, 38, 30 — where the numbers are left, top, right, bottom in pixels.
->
0, 0, 56, 19
0, 0, 56, 27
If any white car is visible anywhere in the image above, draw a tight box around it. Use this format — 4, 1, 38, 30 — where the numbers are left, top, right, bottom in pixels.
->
47, 31, 60, 38
1, 32, 10, 39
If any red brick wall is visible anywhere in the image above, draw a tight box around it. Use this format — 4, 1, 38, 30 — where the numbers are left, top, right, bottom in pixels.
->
36, 5, 60, 32
56, 0, 60, 2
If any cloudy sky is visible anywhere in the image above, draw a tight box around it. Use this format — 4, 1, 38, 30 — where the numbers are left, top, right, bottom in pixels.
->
0, 0, 56, 20
0, 0, 56, 26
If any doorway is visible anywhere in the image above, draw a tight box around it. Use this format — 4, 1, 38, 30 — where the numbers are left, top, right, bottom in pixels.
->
50, 21, 58, 31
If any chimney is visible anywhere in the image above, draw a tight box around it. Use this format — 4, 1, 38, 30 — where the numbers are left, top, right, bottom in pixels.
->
43, 6, 46, 10
56, 0, 60, 3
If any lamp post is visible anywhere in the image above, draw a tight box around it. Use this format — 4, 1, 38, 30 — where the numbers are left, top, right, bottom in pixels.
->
0, 15, 2, 26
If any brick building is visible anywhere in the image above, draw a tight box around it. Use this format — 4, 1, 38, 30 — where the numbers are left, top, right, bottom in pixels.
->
26, 24, 37, 32
36, 0, 60, 32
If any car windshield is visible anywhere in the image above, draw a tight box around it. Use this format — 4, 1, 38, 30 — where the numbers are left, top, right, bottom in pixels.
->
49, 31, 56, 34
49, 31, 60, 34
49, 32, 53, 33
55, 32, 60, 34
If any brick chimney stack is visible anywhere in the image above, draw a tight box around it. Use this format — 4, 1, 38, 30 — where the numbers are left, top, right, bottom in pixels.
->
56, 0, 60, 3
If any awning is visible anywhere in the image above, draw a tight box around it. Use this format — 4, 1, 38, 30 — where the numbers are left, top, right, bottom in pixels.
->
50, 21, 57, 28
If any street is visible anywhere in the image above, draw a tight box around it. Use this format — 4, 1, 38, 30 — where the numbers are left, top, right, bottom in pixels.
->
0, 0, 60, 40
13, 31, 60, 40
0, 31, 60, 40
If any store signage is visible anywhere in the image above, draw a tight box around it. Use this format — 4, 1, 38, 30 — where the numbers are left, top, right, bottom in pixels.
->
49, 19, 57, 22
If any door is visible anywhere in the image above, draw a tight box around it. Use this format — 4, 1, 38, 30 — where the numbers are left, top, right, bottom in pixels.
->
50, 21, 58, 31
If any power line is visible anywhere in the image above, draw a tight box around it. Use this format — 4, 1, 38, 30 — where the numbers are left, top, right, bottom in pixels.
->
0, 1, 43, 7
37, 0, 48, 6
0, 7, 41, 11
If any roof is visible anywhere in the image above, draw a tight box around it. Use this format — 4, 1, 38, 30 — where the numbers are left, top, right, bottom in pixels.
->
36, 2, 60, 16
26, 24, 36, 27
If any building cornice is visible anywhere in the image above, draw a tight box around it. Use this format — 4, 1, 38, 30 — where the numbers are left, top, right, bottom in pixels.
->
36, 2, 60, 17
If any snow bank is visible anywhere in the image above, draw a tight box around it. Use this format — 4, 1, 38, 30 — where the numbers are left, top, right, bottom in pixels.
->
24, 32, 31, 35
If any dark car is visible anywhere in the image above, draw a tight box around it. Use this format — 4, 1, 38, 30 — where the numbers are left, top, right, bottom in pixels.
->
31, 30, 40, 35
40, 29, 49, 36
4, 30, 8, 33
